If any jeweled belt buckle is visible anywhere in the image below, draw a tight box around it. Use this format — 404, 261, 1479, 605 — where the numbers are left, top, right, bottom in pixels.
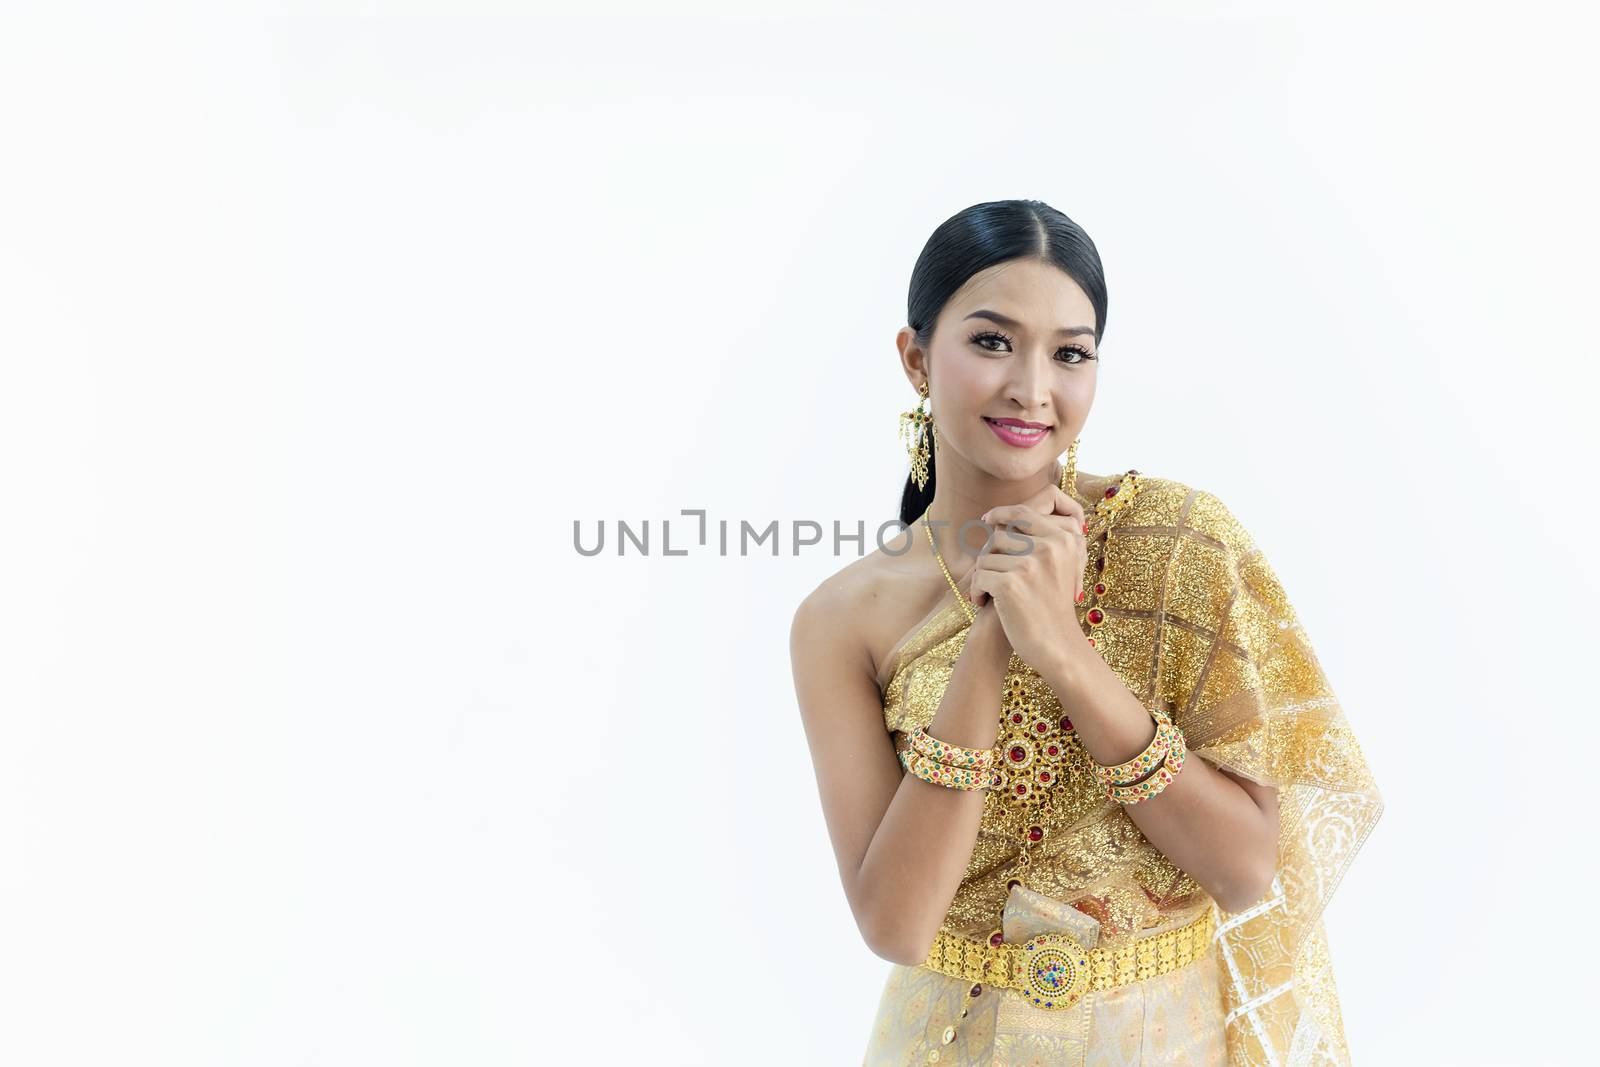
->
1015, 931, 1092, 1010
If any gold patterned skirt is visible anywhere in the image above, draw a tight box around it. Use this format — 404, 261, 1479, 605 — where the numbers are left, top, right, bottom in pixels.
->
862, 886, 1227, 1067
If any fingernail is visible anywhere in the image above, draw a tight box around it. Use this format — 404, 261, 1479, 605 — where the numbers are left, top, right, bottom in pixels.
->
1081, 521, 1088, 533
1076, 591, 1086, 603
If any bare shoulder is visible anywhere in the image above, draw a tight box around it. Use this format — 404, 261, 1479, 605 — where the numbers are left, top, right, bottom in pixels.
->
791, 523, 927, 691
791, 538, 892, 664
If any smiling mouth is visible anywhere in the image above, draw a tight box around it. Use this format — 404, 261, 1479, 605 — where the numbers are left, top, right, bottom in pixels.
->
983, 417, 1051, 437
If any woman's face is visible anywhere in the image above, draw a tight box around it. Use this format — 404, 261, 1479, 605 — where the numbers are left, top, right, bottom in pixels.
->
901, 257, 1100, 484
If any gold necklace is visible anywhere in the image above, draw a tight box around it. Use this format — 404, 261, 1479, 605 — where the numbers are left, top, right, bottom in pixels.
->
923, 516, 976, 625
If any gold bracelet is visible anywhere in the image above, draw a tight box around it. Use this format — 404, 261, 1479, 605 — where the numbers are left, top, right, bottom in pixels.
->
898, 745, 1001, 791
908, 724, 999, 770
1107, 727, 1188, 804
1091, 708, 1176, 788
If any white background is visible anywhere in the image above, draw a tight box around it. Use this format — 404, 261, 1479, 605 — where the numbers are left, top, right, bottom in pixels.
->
3, 3, 1596, 1064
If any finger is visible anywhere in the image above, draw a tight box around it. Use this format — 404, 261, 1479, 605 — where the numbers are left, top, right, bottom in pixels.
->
982, 509, 1079, 554
983, 523, 1037, 556
1017, 482, 1062, 518
992, 484, 1087, 524
972, 549, 1028, 571
986, 501, 1087, 539
964, 565, 984, 605
958, 560, 988, 606
981, 504, 1052, 535
980, 502, 1038, 528
1043, 484, 1087, 524
970, 567, 1011, 604
960, 550, 1024, 591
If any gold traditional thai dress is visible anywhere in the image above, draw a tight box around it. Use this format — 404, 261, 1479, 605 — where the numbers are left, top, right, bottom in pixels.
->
863, 474, 1383, 1067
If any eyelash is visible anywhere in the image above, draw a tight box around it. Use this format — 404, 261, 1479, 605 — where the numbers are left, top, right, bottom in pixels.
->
968, 329, 1097, 364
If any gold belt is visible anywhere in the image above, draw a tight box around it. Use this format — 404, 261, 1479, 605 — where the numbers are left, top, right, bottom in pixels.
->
920, 908, 1217, 1011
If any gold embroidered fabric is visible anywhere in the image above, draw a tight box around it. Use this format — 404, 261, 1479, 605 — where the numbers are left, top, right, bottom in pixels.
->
871, 476, 1384, 1066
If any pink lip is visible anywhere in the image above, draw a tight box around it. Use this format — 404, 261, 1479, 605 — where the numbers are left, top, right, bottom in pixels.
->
984, 417, 1052, 449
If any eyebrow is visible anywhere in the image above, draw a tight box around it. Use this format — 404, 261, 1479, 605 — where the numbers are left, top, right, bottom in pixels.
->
963, 308, 1095, 338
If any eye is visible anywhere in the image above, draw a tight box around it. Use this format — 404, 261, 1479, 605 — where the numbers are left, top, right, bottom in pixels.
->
969, 329, 1013, 352
969, 330, 1098, 365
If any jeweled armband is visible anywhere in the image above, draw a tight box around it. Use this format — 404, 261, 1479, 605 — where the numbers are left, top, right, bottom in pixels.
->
907, 724, 1000, 771
1091, 707, 1177, 788
898, 744, 1002, 791
1107, 726, 1188, 805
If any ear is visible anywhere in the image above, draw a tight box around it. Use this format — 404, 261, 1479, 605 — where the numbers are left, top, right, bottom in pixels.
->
895, 325, 927, 389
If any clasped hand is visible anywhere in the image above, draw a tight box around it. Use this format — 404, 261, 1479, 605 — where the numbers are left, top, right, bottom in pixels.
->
960, 483, 1091, 673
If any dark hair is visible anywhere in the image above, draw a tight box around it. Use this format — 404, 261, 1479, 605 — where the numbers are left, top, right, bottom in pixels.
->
898, 199, 1108, 527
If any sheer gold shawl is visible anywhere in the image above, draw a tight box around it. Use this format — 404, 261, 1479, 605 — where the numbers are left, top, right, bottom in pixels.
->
877, 477, 1384, 1066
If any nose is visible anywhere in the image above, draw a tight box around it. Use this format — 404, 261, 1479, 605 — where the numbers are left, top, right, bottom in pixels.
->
1005, 348, 1053, 415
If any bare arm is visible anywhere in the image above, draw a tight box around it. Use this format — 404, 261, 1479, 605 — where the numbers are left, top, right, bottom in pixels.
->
1035, 644, 1280, 914
790, 589, 1013, 965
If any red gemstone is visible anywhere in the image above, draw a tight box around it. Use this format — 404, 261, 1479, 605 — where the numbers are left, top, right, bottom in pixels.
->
1094, 582, 1106, 595
1087, 608, 1103, 624
1011, 713, 1024, 724
1015, 783, 1028, 795
989, 932, 1004, 947
1039, 771, 1052, 783
1087, 637, 1096, 647
1034, 721, 1049, 734
1009, 746, 1027, 762
1060, 715, 1073, 732
1104, 486, 1118, 499
1047, 744, 1060, 756
1027, 826, 1044, 842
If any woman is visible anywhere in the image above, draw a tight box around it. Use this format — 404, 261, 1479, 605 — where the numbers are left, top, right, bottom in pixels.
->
789, 200, 1383, 1066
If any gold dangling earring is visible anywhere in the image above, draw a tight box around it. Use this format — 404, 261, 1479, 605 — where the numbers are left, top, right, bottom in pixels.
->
1059, 437, 1080, 497
899, 381, 933, 491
